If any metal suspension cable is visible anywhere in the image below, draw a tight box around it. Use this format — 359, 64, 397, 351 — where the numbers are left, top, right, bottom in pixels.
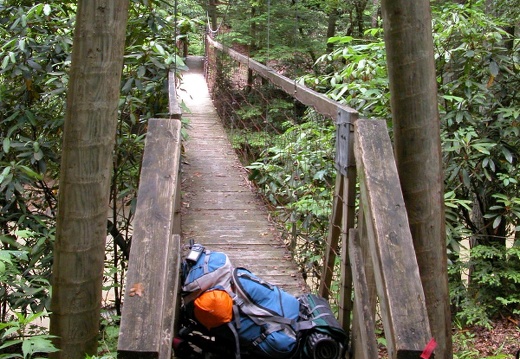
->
174, 0, 178, 74
206, 0, 232, 36
267, 0, 271, 64
265, 0, 271, 125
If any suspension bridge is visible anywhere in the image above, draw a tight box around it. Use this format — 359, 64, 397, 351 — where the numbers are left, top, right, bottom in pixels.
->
116, 36, 434, 359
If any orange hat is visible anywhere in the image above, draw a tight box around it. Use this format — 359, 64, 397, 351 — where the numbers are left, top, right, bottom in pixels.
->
194, 290, 233, 330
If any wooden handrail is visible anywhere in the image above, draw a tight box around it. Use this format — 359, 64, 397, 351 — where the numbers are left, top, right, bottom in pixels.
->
117, 119, 183, 359
206, 36, 357, 120
354, 119, 432, 357
168, 71, 182, 119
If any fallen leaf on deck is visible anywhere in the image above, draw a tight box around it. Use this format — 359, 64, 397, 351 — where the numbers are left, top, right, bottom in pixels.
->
129, 282, 144, 297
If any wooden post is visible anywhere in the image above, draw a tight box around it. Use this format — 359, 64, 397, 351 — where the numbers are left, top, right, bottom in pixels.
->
339, 175, 354, 332
319, 109, 356, 301
354, 119, 432, 359
168, 71, 182, 120
338, 110, 357, 335
358, 208, 377, 316
118, 119, 183, 359
319, 174, 343, 299
349, 228, 378, 359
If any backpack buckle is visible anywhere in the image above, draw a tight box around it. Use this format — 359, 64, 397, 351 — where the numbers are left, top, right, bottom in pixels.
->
252, 333, 267, 346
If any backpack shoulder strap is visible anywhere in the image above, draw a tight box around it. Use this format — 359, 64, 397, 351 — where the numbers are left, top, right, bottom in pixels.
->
226, 322, 241, 359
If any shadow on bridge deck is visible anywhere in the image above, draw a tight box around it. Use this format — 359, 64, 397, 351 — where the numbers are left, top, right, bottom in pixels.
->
179, 56, 307, 296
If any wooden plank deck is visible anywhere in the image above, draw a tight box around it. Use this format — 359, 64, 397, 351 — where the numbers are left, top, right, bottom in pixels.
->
179, 56, 307, 296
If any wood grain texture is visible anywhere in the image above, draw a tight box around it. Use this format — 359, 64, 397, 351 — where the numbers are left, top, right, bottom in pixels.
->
168, 71, 182, 119
349, 229, 378, 359
118, 119, 182, 358
354, 119, 432, 359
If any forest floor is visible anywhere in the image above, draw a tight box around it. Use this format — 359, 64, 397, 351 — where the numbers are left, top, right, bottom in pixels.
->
376, 317, 519, 358
453, 317, 520, 358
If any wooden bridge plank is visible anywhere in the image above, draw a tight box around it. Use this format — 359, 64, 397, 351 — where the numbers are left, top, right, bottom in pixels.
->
117, 119, 182, 359
180, 56, 308, 298
354, 119, 432, 359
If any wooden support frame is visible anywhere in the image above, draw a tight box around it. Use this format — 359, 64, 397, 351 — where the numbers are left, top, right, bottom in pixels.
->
354, 119, 432, 359
349, 228, 378, 359
319, 110, 357, 341
117, 119, 183, 358
319, 174, 343, 299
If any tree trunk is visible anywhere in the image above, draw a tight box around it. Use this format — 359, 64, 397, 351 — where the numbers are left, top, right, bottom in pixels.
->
372, 0, 380, 28
326, 8, 339, 53
380, 1, 453, 358
208, 0, 218, 31
354, 0, 369, 37
49, 1, 129, 358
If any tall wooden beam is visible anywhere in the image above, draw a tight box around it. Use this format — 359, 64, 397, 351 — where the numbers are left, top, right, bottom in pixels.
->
349, 228, 378, 359
118, 119, 183, 359
320, 109, 356, 303
354, 119, 432, 359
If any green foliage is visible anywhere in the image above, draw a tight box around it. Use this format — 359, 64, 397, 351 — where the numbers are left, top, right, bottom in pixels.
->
1, 0, 190, 354
94, 311, 120, 359
0, 229, 52, 317
301, 30, 390, 120
1, 5, 72, 321
453, 242, 520, 327
247, 116, 336, 286
221, 0, 327, 73
452, 321, 510, 358
0, 0, 61, 320
433, 0, 520, 323
295, 0, 519, 323
452, 326, 481, 359
0, 310, 58, 359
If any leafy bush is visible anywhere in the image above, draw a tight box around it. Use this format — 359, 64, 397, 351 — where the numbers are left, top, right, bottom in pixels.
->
0, 0, 185, 348
433, 0, 520, 324
301, 29, 390, 121
0, 311, 58, 359
0, 1, 73, 323
248, 115, 336, 287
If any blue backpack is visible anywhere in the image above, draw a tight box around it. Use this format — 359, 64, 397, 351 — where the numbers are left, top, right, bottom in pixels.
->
181, 249, 234, 304
177, 245, 347, 359
232, 267, 301, 358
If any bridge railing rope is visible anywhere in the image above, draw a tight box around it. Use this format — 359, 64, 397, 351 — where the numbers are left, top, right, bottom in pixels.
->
206, 35, 434, 358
